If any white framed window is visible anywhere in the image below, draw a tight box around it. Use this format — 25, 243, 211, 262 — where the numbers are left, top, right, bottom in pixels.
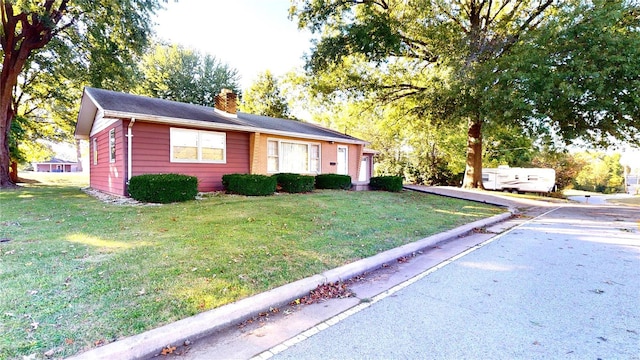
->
170, 128, 226, 163
92, 138, 98, 165
109, 128, 116, 163
267, 140, 279, 172
267, 139, 321, 174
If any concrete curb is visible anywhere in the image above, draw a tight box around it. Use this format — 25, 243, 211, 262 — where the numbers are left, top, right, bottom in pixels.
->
68, 211, 513, 360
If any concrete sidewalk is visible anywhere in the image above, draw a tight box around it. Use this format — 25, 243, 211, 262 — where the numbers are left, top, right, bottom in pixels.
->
403, 184, 563, 210
68, 187, 550, 360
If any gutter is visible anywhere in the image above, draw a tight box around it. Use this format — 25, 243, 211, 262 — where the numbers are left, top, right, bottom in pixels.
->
127, 118, 136, 181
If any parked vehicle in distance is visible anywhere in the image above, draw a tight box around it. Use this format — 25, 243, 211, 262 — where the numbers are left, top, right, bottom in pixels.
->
482, 166, 556, 193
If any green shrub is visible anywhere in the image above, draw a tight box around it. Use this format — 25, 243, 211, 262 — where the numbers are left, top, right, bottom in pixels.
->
315, 174, 352, 190
222, 173, 276, 196
128, 173, 198, 203
274, 173, 315, 193
370, 176, 403, 192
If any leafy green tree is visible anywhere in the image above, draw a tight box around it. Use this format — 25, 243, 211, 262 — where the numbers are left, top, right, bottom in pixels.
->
531, 148, 584, 191
573, 152, 625, 193
289, 68, 467, 184
290, 0, 640, 189
483, 123, 535, 168
137, 43, 241, 107
1, 0, 165, 187
9, 50, 80, 171
240, 70, 290, 118
488, 1, 640, 148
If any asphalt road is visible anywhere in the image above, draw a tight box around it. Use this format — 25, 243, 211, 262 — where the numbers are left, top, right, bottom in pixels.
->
269, 204, 640, 360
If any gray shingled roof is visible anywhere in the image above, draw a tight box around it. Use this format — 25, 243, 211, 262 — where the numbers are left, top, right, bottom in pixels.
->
86, 87, 243, 126
83, 87, 366, 143
236, 112, 362, 142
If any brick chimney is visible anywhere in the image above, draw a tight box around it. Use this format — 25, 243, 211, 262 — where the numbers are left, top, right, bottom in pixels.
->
214, 89, 237, 114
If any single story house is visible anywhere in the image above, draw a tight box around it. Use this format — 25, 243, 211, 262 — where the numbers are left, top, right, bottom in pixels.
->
74, 87, 374, 196
32, 158, 80, 172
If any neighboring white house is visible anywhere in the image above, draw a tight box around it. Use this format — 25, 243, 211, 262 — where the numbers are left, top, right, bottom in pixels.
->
32, 158, 81, 173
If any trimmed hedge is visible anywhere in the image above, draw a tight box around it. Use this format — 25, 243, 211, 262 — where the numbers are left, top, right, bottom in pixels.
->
370, 176, 403, 192
274, 173, 315, 193
315, 174, 352, 190
128, 173, 198, 203
222, 173, 276, 196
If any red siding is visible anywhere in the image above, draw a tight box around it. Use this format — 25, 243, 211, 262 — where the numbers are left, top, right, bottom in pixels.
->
90, 121, 127, 195
130, 122, 250, 192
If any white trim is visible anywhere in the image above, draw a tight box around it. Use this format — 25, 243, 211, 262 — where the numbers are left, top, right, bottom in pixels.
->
127, 118, 135, 180
267, 138, 321, 174
170, 127, 227, 164
90, 116, 118, 138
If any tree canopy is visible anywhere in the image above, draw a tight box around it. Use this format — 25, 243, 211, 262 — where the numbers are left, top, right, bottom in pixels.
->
240, 70, 290, 118
1, 0, 166, 186
290, 0, 640, 188
136, 43, 241, 107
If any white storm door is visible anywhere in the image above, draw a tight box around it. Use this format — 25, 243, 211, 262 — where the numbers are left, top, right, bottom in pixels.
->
337, 146, 348, 175
358, 155, 368, 182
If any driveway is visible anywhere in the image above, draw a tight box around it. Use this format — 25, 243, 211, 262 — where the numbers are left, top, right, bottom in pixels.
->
268, 204, 640, 359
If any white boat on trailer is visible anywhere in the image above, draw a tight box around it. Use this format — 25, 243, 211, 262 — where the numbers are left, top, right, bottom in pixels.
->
482, 165, 556, 193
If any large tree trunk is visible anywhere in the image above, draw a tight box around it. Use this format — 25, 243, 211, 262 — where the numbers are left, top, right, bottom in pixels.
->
461, 117, 484, 189
0, 76, 17, 188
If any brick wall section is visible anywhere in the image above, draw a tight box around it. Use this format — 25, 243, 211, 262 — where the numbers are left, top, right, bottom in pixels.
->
249, 132, 263, 174
252, 134, 363, 179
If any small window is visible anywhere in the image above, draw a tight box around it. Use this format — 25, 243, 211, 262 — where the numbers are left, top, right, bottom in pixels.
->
109, 129, 116, 163
267, 140, 279, 172
170, 128, 226, 163
528, 175, 538, 181
310, 144, 320, 173
92, 138, 98, 165
482, 174, 489, 182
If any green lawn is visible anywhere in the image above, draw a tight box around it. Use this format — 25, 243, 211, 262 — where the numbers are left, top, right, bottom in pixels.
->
0, 173, 503, 359
606, 196, 640, 206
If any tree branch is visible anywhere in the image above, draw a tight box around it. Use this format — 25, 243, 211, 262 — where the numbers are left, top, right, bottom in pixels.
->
437, 2, 470, 34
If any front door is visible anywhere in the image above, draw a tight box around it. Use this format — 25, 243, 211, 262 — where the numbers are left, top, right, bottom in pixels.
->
337, 146, 348, 175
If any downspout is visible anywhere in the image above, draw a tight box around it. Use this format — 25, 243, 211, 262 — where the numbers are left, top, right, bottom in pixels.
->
127, 118, 136, 181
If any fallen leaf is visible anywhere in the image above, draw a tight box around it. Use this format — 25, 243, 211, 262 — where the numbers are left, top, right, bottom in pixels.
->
161, 345, 176, 355
65, 338, 74, 345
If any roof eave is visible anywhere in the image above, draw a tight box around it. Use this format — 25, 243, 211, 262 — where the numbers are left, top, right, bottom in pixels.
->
101, 110, 369, 145
74, 89, 101, 140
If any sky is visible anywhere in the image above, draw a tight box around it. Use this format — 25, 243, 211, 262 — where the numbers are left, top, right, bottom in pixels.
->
154, 0, 313, 90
